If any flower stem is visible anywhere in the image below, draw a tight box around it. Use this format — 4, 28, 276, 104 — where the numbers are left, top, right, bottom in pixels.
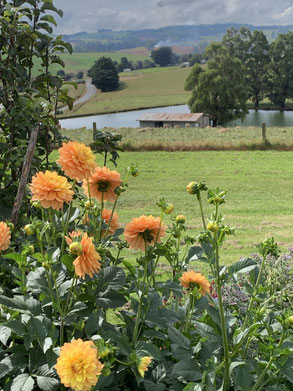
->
103, 196, 119, 239
98, 191, 104, 241
61, 180, 76, 255
215, 240, 230, 391
132, 246, 149, 347
197, 193, 206, 230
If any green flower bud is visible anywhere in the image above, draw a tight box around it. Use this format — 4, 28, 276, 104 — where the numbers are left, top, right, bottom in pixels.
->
207, 221, 219, 232
28, 245, 35, 255
42, 262, 51, 270
24, 224, 35, 236
186, 182, 198, 195
85, 200, 94, 210
69, 242, 83, 256
176, 214, 186, 224
164, 203, 174, 215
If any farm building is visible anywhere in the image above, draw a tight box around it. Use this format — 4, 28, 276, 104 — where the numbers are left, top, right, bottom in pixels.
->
138, 113, 210, 128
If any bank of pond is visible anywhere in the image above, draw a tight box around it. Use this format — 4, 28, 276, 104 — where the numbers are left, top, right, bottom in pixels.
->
60, 105, 293, 130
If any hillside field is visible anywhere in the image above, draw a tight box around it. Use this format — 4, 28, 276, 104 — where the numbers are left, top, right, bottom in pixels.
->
33, 51, 150, 76
61, 66, 192, 117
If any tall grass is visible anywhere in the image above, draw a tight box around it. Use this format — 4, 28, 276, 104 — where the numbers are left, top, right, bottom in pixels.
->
60, 125, 293, 151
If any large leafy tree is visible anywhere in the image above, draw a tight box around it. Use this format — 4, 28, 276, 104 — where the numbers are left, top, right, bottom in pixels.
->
0, 1, 73, 222
185, 43, 248, 126
222, 27, 270, 109
88, 57, 119, 92
267, 32, 293, 109
151, 46, 174, 67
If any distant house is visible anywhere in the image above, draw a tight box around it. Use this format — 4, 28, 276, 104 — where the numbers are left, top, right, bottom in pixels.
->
138, 113, 210, 128
181, 62, 190, 67
123, 68, 132, 72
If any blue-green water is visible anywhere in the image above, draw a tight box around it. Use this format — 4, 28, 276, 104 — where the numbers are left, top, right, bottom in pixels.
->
60, 106, 293, 129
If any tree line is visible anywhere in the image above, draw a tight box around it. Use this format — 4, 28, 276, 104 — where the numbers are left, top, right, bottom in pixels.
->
186, 27, 293, 126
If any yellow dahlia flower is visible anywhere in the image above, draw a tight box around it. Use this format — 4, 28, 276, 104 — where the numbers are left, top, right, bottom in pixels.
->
55, 339, 104, 391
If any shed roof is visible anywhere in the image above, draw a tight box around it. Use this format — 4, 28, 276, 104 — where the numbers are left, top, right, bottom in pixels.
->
138, 112, 207, 122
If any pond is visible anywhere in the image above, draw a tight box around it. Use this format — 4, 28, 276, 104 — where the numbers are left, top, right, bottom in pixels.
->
59, 105, 293, 129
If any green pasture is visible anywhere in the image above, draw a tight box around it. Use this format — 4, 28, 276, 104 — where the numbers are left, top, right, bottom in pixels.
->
51, 149, 293, 268
33, 51, 150, 75
62, 67, 191, 116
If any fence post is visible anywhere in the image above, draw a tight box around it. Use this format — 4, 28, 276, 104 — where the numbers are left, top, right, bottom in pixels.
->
93, 122, 97, 132
261, 122, 267, 143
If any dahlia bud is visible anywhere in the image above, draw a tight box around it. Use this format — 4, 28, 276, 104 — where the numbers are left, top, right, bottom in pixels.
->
176, 214, 186, 224
69, 242, 83, 256
6, 222, 14, 231
288, 315, 293, 324
98, 347, 111, 359
164, 203, 174, 215
207, 221, 219, 232
186, 182, 198, 195
28, 245, 35, 255
85, 200, 95, 210
42, 262, 51, 270
24, 224, 35, 236
32, 201, 42, 209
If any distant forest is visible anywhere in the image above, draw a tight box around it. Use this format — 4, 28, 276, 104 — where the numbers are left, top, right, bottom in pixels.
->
62, 23, 293, 53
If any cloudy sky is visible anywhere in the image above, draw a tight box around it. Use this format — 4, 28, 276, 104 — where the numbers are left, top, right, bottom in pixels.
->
54, 0, 293, 34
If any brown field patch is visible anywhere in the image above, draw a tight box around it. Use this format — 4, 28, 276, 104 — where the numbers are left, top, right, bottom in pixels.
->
172, 46, 194, 54
119, 47, 150, 56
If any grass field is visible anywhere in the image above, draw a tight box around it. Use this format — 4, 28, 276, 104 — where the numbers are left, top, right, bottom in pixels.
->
33, 51, 150, 76
62, 67, 191, 117
60, 125, 293, 151
51, 149, 293, 269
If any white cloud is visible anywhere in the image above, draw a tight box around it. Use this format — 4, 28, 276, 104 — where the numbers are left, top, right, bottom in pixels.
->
52, 0, 293, 34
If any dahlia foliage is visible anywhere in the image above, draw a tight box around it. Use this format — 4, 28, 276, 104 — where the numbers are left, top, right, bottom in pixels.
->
0, 141, 292, 391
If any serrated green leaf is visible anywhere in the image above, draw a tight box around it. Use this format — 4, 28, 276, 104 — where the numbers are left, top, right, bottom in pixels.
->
11, 373, 34, 391
168, 326, 191, 348
172, 359, 202, 382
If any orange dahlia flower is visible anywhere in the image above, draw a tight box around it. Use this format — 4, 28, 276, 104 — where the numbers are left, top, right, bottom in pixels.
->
102, 208, 119, 235
55, 338, 104, 391
137, 356, 152, 377
83, 166, 121, 203
57, 141, 97, 181
180, 271, 210, 295
0, 222, 11, 252
30, 171, 74, 210
67, 232, 101, 279
124, 215, 166, 251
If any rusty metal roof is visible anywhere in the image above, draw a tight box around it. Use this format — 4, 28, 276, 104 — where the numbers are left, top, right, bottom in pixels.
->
137, 112, 206, 122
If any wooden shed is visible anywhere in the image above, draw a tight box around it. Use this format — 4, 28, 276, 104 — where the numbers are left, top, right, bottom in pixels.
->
138, 113, 210, 128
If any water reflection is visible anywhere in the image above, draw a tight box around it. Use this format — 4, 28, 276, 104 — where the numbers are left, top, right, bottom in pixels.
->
60, 106, 293, 129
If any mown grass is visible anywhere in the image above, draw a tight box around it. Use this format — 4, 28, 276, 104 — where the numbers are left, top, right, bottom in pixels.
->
61, 67, 191, 117
50, 149, 293, 269
33, 51, 150, 76
60, 125, 293, 151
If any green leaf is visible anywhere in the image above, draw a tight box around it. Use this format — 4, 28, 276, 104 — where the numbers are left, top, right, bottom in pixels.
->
185, 246, 203, 262
172, 359, 202, 382
6, 320, 27, 336
0, 326, 11, 345
42, 337, 53, 354
41, 2, 63, 17
229, 257, 257, 275
144, 380, 166, 391
0, 295, 41, 315
96, 290, 126, 309
96, 266, 126, 291
61, 254, 74, 272
146, 308, 180, 329
11, 374, 34, 391
85, 311, 103, 337
40, 15, 57, 26
36, 365, 60, 391
168, 326, 191, 348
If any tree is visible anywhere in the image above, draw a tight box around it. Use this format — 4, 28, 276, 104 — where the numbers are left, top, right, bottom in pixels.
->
222, 27, 270, 109
0, 0, 73, 223
88, 57, 119, 92
266, 32, 293, 109
151, 46, 173, 67
76, 71, 84, 79
185, 44, 248, 126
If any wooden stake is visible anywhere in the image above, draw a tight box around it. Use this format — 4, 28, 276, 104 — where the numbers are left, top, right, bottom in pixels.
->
262, 122, 267, 142
11, 126, 40, 225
